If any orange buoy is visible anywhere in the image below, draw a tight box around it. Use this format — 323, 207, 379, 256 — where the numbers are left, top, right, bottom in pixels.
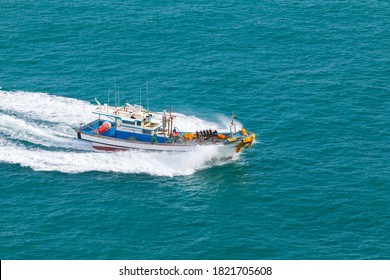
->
183, 133, 194, 141
217, 133, 226, 140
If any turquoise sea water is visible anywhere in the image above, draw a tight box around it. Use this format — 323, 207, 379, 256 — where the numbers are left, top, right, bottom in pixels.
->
0, 0, 389, 259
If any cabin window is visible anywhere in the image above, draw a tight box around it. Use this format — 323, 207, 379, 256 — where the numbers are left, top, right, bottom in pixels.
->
142, 129, 152, 135
136, 120, 142, 126
145, 115, 151, 124
122, 120, 135, 125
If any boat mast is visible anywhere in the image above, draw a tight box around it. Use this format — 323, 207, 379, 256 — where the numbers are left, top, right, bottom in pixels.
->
118, 86, 120, 106
146, 80, 149, 111
163, 108, 167, 143
139, 85, 142, 108
114, 77, 117, 107
169, 107, 173, 137
107, 89, 110, 111
230, 112, 236, 137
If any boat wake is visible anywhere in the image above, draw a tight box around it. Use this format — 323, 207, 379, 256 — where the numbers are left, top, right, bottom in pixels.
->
0, 90, 237, 176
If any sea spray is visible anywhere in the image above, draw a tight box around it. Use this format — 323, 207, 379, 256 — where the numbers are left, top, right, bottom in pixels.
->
0, 90, 95, 126
0, 144, 227, 176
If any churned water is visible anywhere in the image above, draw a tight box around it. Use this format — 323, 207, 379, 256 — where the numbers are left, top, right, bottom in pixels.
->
0, 0, 389, 259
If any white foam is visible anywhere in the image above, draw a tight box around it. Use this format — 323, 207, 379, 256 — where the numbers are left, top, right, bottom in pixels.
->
0, 90, 95, 126
173, 113, 224, 132
0, 144, 223, 176
0, 90, 235, 175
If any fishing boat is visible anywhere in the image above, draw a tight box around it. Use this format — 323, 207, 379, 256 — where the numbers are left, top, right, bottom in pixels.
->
76, 99, 255, 158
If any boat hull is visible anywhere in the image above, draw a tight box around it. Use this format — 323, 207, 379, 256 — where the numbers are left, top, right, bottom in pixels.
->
78, 131, 239, 157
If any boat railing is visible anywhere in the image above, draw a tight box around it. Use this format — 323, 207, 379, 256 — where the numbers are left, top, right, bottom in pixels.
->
79, 120, 99, 132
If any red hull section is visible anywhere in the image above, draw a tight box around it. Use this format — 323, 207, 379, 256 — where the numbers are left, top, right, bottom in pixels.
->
93, 145, 127, 152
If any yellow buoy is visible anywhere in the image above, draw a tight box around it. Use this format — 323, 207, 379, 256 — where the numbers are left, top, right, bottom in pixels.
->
183, 133, 194, 141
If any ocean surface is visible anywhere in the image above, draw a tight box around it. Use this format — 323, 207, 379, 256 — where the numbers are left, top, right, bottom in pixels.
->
0, 0, 389, 259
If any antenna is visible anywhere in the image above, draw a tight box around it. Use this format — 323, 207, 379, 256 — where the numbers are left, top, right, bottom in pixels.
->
146, 80, 149, 111
169, 107, 173, 136
230, 112, 236, 136
118, 86, 120, 106
114, 77, 117, 107
139, 85, 142, 107
107, 89, 110, 108
95, 98, 102, 108
163, 108, 167, 142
